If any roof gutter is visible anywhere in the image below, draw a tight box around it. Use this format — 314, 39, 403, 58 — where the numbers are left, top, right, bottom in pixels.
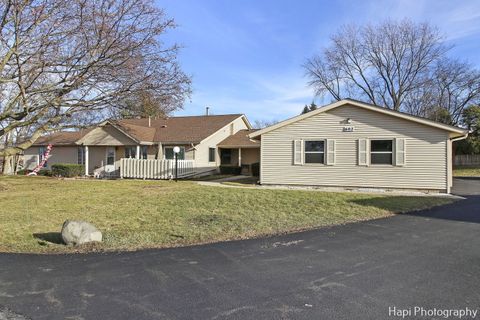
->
450, 132, 469, 142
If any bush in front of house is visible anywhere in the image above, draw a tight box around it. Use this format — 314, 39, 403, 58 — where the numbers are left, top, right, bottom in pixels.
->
219, 165, 242, 175
16, 169, 28, 175
251, 162, 260, 177
51, 164, 85, 177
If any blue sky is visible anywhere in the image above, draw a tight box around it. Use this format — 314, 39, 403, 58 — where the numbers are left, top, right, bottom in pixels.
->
159, 0, 480, 124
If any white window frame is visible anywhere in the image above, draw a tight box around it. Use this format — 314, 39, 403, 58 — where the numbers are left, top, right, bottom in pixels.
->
370, 139, 394, 165
304, 140, 325, 164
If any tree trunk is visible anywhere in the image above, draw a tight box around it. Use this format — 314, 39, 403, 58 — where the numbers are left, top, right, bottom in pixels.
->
1, 155, 15, 175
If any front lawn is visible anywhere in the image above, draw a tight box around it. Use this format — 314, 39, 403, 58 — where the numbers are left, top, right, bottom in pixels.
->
454, 166, 480, 177
0, 176, 454, 253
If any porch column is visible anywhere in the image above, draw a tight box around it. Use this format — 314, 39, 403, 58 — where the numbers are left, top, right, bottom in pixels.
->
238, 148, 242, 166
136, 145, 140, 159
84, 145, 89, 176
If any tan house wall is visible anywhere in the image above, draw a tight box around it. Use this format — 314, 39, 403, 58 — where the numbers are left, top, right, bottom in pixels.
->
78, 125, 137, 145
260, 104, 449, 192
240, 148, 260, 165
24, 146, 78, 170
195, 117, 250, 171
88, 146, 107, 174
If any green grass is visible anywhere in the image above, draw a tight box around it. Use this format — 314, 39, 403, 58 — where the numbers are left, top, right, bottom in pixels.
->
0, 176, 454, 253
454, 166, 480, 177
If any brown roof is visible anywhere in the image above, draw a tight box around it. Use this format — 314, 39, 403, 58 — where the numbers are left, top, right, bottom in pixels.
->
112, 122, 156, 142
33, 114, 246, 146
217, 129, 260, 148
33, 114, 246, 145
116, 114, 245, 143
33, 129, 92, 146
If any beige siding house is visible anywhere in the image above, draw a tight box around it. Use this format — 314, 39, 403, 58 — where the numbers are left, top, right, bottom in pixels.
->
250, 99, 468, 193
25, 114, 259, 176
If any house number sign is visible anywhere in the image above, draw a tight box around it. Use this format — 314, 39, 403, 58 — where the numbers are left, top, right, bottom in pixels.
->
343, 126, 354, 132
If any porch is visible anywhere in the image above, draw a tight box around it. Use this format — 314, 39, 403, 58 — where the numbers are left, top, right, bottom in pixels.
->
217, 129, 261, 176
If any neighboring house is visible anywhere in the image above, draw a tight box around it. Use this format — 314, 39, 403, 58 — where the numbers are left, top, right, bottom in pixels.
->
250, 99, 469, 193
24, 114, 260, 176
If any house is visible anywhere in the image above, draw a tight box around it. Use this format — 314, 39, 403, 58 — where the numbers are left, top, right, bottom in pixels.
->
24, 114, 261, 176
249, 99, 469, 193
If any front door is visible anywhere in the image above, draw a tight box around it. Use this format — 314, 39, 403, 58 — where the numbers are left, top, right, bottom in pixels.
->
105, 147, 116, 173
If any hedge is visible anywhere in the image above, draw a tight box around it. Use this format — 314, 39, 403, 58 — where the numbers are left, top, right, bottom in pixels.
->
219, 165, 241, 175
51, 164, 85, 177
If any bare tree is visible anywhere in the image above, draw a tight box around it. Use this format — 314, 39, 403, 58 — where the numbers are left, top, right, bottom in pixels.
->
253, 119, 278, 129
403, 59, 480, 123
0, 0, 191, 172
305, 20, 449, 111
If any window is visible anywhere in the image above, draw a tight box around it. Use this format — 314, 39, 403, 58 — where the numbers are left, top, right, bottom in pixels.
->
77, 147, 85, 165
208, 148, 216, 162
125, 146, 136, 158
38, 147, 48, 167
106, 148, 115, 165
304, 141, 325, 164
141, 146, 148, 159
164, 147, 185, 160
370, 140, 393, 165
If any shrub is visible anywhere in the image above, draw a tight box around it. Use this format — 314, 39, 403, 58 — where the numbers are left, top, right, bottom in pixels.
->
219, 165, 241, 175
38, 169, 53, 176
251, 162, 260, 177
51, 164, 85, 177
16, 169, 28, 175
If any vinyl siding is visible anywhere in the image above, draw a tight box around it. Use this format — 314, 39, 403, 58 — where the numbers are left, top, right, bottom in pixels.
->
260, 104, 449, 191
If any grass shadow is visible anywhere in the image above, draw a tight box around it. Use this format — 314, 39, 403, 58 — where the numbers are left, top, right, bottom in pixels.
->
33, 232, 64, 245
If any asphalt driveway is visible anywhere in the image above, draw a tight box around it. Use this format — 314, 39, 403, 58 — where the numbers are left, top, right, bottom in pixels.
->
0, 179, 479, 320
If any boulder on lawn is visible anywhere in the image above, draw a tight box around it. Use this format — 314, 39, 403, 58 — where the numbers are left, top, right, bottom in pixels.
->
61, 220, 102, 245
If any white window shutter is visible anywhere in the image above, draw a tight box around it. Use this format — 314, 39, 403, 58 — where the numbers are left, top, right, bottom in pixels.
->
358, 139, 368, 166
326, 139, 335, 165
293, 140, 303, 165
395, 138, 406, 166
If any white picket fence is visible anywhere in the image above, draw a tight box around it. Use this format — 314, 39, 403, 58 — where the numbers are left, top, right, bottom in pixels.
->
120, 158, 195, 180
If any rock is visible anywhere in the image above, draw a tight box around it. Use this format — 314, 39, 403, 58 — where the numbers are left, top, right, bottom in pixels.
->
61, 220, 102, 245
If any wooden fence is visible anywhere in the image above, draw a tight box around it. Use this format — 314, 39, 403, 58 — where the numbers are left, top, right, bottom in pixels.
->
454, 154, 480, 167
120, 158, 195, 179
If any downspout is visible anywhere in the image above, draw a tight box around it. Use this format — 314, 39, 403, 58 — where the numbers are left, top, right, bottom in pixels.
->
448, 133, 469, 193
